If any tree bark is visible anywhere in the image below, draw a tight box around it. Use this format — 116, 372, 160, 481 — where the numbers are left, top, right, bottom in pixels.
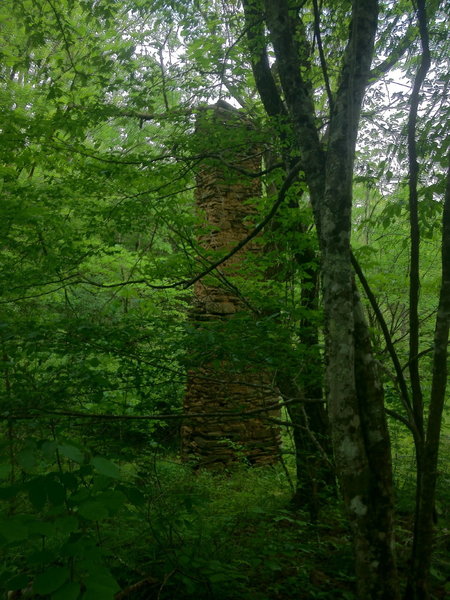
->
352, 287, 399, 598
263, 150, 334, 516
283, 247, 334, 518
245, 1, 400, 597
405, 156, 450, 600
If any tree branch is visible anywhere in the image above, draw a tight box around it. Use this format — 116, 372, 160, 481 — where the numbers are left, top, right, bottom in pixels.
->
351, 251, 414, 423
3, 397, 324, 422
312, 0, 334, 112
368, 23, 416, 83
407, 0, 431, 437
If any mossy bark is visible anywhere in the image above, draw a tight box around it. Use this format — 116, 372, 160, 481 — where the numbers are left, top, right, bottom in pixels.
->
244, 0, 400, 597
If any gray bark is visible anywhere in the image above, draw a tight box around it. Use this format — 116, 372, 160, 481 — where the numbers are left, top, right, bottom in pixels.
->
405, 156, 450, 600
245, 1, 400, 597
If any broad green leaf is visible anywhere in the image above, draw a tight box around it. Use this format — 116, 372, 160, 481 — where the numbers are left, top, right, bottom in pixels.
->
95, 490, 126, 513
0, 517, 28, 542
27, 520, 55, 537
41, 440, 58, 459
78, 500, 109, 521
7, 573, 29, 590
0, 464, 11, 479
34, 566, 69, 595
55, 515, 78, 534
60, 471, 81, 490
81, 570, 120, 600
58, 444, 84, 464
70, 488, 90, 503
91, 456, 120, 479
28, 478, 47, 511
46, 479, 66, 506
208, 572, 230, 584
121, 485, 145, 507
17, 448, 36, 471
0, 484, 18, 500
75, 544, 103, 567
52, 581, 81, 600
28, 548, 57, 566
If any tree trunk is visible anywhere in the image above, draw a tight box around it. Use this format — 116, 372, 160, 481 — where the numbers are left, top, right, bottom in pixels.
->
352, 288, 399, 598
405, 156, 450, 600
278, 255, 334, 518
257, 1, 400, 596
263, 149, 334, 516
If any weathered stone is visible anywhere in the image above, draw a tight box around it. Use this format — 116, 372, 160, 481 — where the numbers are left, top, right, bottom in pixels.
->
182, 103, 281, 467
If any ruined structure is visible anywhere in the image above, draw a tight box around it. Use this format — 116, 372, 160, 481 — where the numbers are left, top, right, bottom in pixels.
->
181, 102, 281, 467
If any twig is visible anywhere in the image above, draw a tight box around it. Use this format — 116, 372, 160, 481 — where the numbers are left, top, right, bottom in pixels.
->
312, 0, 333, 113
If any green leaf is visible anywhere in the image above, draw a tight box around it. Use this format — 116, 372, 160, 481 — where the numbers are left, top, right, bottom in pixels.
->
0, 464, 11, 479
46, 479, 66, 506
430, 567, 445, 582
27, 520, 55, 537
0, 484, 18, 500
41, 440, 58, 459
28, 478, 47, 510
55, 515, 79, 534
91, 456, 120, 479
52, 581, 81, 600
78, 500, 109, 521
58, 444, 84, 464
70, 488, 90, 503
7, 573, 29, 590
121, 485, 145, 507
96, 490, 126, 513
60, 471, 81, 490
75, 544, 102, 567
34, 566, 69, 595
0, 517, 28, 542
81, 570, 120, 600
28, 548, 57, 566
17, 448, 36, 471
208, 572, 230, 584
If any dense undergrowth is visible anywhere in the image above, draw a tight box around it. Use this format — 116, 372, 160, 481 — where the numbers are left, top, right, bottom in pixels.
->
1, 429, 449, 600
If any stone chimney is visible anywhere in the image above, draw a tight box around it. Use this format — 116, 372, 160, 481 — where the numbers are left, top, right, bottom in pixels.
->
181, 102, 281, 468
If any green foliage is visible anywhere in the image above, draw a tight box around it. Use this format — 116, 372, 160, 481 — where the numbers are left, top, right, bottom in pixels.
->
5, 444, 446, 599
0, 434, 127, 599
0, 0, 449, 598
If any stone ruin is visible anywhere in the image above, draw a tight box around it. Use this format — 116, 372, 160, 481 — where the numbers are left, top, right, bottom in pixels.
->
181, 102, 281, 468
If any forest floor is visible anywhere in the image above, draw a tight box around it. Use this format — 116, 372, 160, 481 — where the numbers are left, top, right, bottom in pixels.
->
105, 456, 450, 600
1, 447, 449, 599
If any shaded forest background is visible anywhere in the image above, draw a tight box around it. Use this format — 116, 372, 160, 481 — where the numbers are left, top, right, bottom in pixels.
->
0, 1, 449, 599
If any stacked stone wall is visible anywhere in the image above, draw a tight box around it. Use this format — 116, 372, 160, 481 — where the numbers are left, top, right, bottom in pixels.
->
182, 103, 281, 468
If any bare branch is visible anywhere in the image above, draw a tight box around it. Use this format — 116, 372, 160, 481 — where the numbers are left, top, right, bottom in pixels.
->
3, 397, 324, 422
312, 0, 334, 112
351, 251, 413, 420
369, 24, 416, 83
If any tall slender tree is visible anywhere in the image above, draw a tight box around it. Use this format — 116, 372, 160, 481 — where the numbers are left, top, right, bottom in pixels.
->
243, 1, 399, 597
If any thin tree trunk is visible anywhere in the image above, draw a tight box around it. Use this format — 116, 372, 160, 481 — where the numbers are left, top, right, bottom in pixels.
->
403, 4, 444, 597
405, 156, 450, 600
352, 288, 399, 598
263, 147, 334, 515
287, 248, 334, 516
407, 0, 430, 492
